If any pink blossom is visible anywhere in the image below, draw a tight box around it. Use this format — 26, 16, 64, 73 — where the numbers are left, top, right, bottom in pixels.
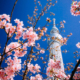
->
27, 63, 41, 74
23, 43, 28, 50
23, 32, 26, 39
17, 24, 23, 32
7, 52, 12, 55
76, 42, 80, 48
77, 67, 80, 72
14, 19, 20, 23
40, 49, 45, 54
38, 27, 40, 30
46, 17, 51, 22
60, 23, 64, 28
1, 20, 6, 26
15, 31, 22, 39
46, 67, 53, 77
37, 43, 40, 48
73, 73, 80, 79
5, 47, 10, 53
43, 27, 47, 33
48, 59, 61, 69
35, 74, 42, 80
30, 74, 42, 80
18, 21, 24, 26
8, 42, 20, 49
9, 26, 16, 36
55, 70, 67, 79
34, 64, 41, 72
67, 75, 70, 79
63, 20, 66, 23
5, 23, 13, 34
30, 76, 36, 80
0, 69, 6, 80
60, 37, 67, 44
73, 1, 77, 5
27, 63, 35, 74
14, 50, 27, 57
0, 14, 10, 22
6, 23, 12, 28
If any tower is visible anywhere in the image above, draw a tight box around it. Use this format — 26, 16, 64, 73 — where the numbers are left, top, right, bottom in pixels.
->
47, 18, 64, 80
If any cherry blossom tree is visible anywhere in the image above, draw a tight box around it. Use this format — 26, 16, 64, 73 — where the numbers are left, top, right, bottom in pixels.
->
0, 0, 78, 80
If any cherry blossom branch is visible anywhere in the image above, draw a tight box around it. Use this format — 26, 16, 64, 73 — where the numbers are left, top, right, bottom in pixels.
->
16, 72, 23, 77
40, 20, 49, 29
33, 1, 56, 29
0, 0, 18, 68
40, 71, 64, 80
46, 40, 55, 51
0, 32, 26, 68
69, 59, 80, 80
22, 47, 33, 80
6, 40, 28, 54
10, 0, 18, 22
41, 56, 48, 74
0, 36, 10, 68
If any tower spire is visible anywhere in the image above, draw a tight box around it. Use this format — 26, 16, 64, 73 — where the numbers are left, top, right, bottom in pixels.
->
53, 18, 56, 28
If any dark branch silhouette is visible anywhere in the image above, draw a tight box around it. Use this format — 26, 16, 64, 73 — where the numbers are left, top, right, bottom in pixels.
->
10, 0, 18, 22
69, 59, 80, 80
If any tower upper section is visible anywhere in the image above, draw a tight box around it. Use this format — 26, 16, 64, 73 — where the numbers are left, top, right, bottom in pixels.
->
47, 18, 63, 46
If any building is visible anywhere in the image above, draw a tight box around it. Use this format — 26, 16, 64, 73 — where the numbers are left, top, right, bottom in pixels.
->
47, 18, 64, 80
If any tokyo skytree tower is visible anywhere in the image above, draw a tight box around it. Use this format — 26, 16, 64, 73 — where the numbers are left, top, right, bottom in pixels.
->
47, 18, 64, 80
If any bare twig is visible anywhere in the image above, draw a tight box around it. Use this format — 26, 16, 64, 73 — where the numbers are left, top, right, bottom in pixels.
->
10, 0, 18, 22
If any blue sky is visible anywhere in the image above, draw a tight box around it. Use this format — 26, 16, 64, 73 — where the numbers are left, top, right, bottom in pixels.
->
0, 0, 80, 79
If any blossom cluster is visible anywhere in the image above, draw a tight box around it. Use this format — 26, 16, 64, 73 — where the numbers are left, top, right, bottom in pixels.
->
60, 20, 66, 28
27, 63, 41, 74
72, 67, 80, 79
46, 59, 67, 79
38, 27, 47, 38
73, 73, 80, 79
0, 14, 16, 37
71, 1, 80, 16
5, 42, 27, 57
14, 21, 39, 47
46, 17, 51, 23
30, 74, 42, 80
0, 56, 21, 80
0, 14, 39, 47
14, 19, 25, 39
61, 37, 67, 45
23, 27, 38, 46
0, 70, 6, 80
50, 36, 67, 45
0, 14, 41, 80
